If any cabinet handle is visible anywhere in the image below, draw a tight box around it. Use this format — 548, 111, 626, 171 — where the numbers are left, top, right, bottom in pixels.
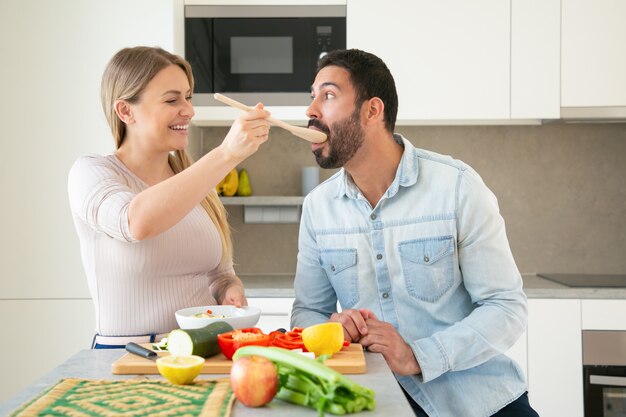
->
590, 375, 626, 387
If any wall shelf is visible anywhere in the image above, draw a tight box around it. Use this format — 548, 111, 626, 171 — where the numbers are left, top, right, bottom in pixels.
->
220, 196, 305, 223
220, 196, 304, 206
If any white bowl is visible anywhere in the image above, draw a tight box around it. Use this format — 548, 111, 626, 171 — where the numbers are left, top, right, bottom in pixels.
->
175, 305, 261, 330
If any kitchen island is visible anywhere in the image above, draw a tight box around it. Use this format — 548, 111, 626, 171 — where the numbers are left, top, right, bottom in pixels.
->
0, 349, 414, 417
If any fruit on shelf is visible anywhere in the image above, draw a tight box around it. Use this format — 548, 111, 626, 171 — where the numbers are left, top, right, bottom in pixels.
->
217, 168, 238, 196
236, 168, 252, 196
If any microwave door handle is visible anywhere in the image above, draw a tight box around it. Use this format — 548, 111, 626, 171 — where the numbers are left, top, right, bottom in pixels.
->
589, 375, 626, 387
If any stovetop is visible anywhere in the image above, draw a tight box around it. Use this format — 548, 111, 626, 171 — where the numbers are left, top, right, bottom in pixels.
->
537, 273, 626, 288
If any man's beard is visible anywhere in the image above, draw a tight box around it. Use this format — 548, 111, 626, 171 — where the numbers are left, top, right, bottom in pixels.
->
309, 108, 364, 169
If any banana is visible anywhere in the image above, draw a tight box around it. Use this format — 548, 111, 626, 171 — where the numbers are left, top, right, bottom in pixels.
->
217, 168, 239, 196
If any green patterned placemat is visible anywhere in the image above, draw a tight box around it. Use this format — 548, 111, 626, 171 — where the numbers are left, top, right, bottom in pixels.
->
10, 378, 235, 417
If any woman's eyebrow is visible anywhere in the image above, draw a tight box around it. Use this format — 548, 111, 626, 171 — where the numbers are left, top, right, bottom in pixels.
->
161, 89, 191, 97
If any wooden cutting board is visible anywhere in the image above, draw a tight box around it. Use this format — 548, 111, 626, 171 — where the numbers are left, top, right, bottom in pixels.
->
111, 343, 366, 375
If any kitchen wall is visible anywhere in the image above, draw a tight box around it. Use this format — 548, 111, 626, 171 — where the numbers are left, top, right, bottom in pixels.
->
0, 0, 178, 405
197, 123, 626, 275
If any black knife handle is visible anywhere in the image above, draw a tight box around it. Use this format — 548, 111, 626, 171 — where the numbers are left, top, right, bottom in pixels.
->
126, 342, 158, 360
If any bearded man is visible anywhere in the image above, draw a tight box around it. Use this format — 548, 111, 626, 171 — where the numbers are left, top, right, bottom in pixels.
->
291, 49, 538, 417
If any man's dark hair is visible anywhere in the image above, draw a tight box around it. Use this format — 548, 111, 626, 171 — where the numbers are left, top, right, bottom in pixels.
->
317, 49, 398, 132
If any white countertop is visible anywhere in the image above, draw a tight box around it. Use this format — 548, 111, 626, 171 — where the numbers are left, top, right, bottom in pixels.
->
241, 273, 626, 299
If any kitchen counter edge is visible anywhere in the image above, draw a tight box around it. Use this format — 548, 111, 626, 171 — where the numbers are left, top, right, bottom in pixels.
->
241, 274, 626, 300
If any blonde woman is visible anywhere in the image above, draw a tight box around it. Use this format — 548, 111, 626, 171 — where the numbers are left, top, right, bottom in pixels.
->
68, 46, 271, 348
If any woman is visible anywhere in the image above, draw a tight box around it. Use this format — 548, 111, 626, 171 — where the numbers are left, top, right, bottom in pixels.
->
68, 46, 271, 348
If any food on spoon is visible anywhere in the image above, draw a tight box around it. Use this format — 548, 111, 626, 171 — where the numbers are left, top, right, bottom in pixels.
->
168, 321, 233, 358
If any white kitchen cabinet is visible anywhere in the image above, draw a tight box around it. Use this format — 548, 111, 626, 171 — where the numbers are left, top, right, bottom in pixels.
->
248, 297, 294, 333
510, 0, 560, 119
527, 299, 584, 417
0, 300, 95, 404
561, 0, 626, 108
347, 0, 510, 122
582, 299, 626, 330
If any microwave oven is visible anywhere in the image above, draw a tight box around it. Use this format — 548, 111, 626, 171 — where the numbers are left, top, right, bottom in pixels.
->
184, 5, 346, 106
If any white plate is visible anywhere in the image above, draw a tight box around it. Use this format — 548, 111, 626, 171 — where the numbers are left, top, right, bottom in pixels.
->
175, 305, 261, 330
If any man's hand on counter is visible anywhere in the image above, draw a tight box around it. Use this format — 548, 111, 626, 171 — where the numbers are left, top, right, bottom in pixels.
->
359, 317, 422, 376
330, 308, 422, 376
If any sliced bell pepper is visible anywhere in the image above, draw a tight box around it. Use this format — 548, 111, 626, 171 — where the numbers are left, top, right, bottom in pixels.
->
271, 327, 311, 351
217, 327, 270, 360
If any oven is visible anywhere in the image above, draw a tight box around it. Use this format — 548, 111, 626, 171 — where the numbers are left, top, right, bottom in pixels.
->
184, 5, 346, 106
583, 330, 626, 416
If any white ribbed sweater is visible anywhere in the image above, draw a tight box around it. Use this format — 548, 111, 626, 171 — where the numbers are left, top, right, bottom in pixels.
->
68, 154, 241, 336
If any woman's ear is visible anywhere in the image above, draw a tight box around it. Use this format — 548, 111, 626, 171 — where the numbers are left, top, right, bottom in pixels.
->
114, 100, 134, 124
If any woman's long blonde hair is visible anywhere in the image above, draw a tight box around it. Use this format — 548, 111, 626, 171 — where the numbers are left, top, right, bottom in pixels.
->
100, 46, 232, 263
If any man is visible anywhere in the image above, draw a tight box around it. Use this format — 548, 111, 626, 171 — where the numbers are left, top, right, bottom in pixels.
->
291, 49, 538, 417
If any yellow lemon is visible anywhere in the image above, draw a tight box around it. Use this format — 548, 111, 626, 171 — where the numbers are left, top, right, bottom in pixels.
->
302, 322, 345, 357
156, 355, 205, 385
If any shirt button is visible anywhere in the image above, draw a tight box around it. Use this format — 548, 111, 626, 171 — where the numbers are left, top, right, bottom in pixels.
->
376, 254, 383, 260
424, 256, 430, 263
382, 292, 389, 299
370, 214, 377, 220
331, 265, 336, 272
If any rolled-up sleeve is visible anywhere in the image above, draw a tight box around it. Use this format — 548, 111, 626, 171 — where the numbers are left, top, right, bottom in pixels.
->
68, 155, 137, 242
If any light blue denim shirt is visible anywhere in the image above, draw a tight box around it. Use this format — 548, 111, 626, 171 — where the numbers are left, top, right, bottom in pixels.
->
292, 135, 528, 417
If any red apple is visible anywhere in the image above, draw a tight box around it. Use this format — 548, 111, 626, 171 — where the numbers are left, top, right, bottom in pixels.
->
229, 355, 278, 407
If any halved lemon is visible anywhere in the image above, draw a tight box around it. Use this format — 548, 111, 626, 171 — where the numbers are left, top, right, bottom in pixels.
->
156, 355, 205, 385
302, 322, 344, 357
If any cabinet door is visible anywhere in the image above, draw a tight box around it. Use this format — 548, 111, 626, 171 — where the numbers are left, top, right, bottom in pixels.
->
527, 299, 583, 417
562, 0, 626, 107
247, 298, 294, 334
347, 0, 510, 121
582, 299, 626, 330
511, 0, 560, 119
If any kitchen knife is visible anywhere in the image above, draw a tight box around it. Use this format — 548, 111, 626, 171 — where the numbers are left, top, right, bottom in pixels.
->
125, 342, 158, 361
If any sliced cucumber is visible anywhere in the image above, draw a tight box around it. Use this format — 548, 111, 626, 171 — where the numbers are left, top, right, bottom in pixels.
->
167, 321, 233, 358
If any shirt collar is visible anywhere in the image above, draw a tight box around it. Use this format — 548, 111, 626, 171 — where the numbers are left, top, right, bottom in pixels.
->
335, 134, 419, 200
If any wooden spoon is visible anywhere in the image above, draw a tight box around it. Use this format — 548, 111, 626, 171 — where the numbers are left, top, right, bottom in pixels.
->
213, 93, 327, 144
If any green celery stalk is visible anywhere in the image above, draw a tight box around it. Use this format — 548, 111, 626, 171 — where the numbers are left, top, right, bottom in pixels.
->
233, 346, 376, 415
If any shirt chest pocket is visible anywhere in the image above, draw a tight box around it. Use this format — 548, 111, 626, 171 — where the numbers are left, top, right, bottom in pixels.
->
398, 236, 456, 302
319, 248, 359, 308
